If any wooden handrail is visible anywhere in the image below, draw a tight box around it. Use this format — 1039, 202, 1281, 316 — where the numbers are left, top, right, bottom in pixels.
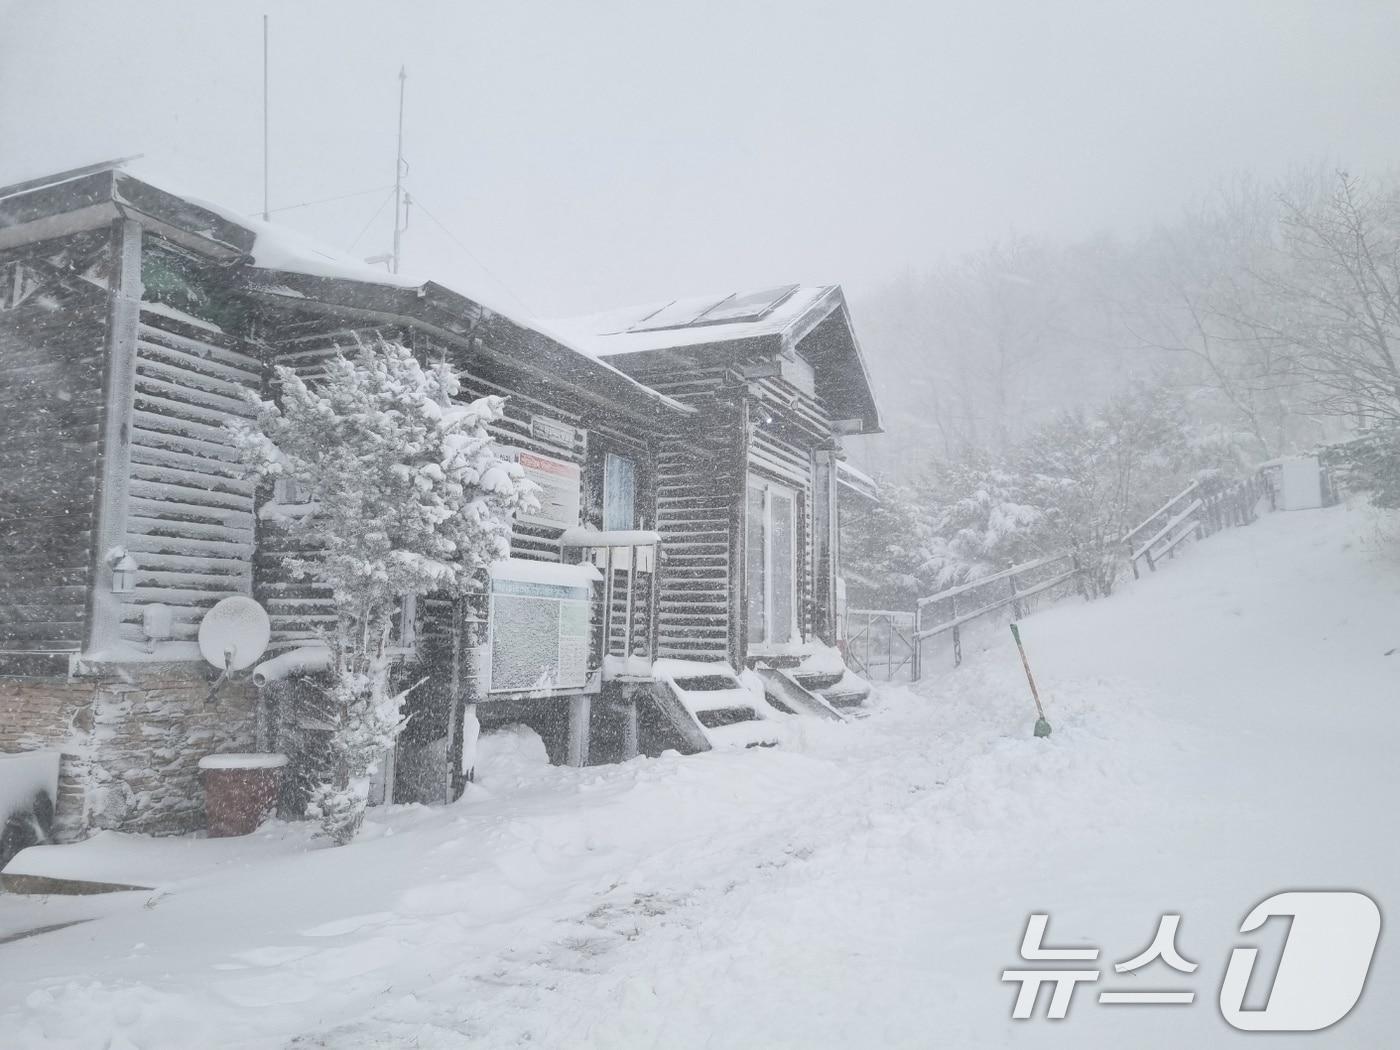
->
1131, 499, 1203, 563
916, 568, 1077, 640
915, 553, 1071, 608
1121, 481, 1200, 547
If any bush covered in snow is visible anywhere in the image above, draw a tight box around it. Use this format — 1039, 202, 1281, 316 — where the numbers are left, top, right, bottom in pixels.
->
1325, 429, 1400, 507
845, 384, 1215, 605
1014, 386, 1195, 596
231, 340, 537, 843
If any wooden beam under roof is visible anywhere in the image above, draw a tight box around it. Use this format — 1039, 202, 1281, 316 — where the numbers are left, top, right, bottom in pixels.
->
242, 273, 692, 430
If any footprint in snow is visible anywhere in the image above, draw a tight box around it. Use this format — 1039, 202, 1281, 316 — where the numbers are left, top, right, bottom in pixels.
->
298, 911, 397, 937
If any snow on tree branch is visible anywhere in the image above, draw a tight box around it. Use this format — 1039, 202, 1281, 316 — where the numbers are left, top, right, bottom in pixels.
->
228, 339, 538, 843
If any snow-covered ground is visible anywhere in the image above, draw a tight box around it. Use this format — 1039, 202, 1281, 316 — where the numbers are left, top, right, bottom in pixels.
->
3, 503, 1399, 1048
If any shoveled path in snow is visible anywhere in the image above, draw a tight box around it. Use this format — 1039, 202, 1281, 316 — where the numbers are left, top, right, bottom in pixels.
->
3, 504, 1399, 1049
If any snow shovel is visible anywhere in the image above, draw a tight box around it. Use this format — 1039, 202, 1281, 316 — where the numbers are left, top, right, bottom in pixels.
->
1009, 623, 1052, 738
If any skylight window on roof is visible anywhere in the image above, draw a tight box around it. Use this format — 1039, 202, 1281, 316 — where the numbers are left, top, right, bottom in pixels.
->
692, 284, 799, 325
628, 295, 730, 332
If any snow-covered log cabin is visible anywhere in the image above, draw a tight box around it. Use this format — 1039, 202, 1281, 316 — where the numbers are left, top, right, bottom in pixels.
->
0, 162, 881, 845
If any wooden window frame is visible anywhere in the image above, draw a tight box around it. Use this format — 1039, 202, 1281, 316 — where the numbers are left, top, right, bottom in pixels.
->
747, 474, 800, 649
602, 452, 637, 532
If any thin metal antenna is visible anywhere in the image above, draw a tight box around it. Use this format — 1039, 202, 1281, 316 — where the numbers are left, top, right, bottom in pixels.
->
392, 66, 407, 274
262, 15, 270, 222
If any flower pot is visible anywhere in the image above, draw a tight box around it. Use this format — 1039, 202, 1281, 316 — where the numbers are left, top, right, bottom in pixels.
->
199, 753, 288, 837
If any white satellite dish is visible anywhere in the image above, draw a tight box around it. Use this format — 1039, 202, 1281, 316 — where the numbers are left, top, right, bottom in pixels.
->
198, 596, 271, 672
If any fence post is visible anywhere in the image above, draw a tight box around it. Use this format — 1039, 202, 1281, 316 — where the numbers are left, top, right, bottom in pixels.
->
1071, 553, 1088, 597
1009, 573, 1024, 620
911, 604, 922, 682
952, 624, 962, 667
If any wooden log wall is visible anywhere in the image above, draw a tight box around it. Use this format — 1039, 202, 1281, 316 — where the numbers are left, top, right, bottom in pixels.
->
118, 308, 261, 645
633, 364, 745, 663
625, 348, 839, 663
0, 245, 108, 652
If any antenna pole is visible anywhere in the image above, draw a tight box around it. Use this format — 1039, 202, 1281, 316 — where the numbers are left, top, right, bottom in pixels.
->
392, 66, 407, 274
262, 15, 270, 222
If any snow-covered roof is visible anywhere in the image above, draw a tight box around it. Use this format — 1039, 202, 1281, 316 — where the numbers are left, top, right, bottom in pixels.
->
0, 160, 693, 424
191, 198, 428, 291
489, 558, 602, 589
171, 186, 694, 423
548, 285, 837, 359
836, 459, 880, 502
551, 282, 883, 434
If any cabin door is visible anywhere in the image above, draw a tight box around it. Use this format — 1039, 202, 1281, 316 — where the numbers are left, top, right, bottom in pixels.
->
746, 476, 799, 648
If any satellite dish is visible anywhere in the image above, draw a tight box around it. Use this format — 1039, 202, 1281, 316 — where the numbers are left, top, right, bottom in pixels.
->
198, 596, 271, 671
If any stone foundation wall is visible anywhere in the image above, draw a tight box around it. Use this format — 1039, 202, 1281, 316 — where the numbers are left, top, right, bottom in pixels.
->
0, 662, 258, 841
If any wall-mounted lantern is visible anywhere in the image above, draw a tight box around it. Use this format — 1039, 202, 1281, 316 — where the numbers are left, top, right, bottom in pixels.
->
110, 550, 138, 594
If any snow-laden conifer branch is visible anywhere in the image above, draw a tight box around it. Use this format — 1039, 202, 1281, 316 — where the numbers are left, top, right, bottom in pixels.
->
228, 339, 539, 842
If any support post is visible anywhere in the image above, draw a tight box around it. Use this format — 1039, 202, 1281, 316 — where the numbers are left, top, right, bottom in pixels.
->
729, 398, 752, 672
623, 544, 637, 660
602, 545, 615, 655
952, 624, 962, 667
86, 218, 143, 656
621, 694, 639, 760
646, 540, 660, 658
911, 606, 922, 682
566, 694, 591, 767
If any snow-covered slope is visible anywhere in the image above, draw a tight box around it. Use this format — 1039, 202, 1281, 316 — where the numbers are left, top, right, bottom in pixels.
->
3, 504, 1399, 1048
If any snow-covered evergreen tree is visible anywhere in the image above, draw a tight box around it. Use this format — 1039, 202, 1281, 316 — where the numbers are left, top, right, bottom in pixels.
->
840, 475, 938, 609
230, 340, 536, 843
846, 385, 1203, 606
922, 456, 1041, 588
842, 459, 1040, 608
1015, 385, 1193, 595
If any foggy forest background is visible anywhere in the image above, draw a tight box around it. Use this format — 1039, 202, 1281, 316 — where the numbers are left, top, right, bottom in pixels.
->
841, 166, 1400, 607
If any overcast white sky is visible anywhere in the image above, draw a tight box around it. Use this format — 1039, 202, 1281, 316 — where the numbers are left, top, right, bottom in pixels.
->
2, 0, 1398, 317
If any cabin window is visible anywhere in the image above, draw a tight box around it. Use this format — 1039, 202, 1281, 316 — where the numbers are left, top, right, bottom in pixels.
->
273, 476, 311, 505
603, 453, 637, 531
746, 476, 799, 646
141, 245, 246, 330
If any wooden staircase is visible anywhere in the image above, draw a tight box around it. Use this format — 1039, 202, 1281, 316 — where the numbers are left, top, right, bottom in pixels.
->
642, 669, 783, 754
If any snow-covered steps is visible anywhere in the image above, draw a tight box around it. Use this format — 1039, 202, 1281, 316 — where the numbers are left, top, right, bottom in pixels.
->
757, 643, 873, 710
704, 720, 782, 750
643, 660, 785, 753
753, 666, 846, 722
811, 669, 873, 709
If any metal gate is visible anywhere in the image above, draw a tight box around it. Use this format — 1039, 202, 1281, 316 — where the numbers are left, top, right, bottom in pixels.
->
843, 608, 917, 682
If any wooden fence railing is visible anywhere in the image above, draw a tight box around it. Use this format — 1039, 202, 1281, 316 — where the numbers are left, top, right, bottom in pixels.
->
1123, 474, 1266, 579
849, 472, 1270, 684
906, 552, 1081, 679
